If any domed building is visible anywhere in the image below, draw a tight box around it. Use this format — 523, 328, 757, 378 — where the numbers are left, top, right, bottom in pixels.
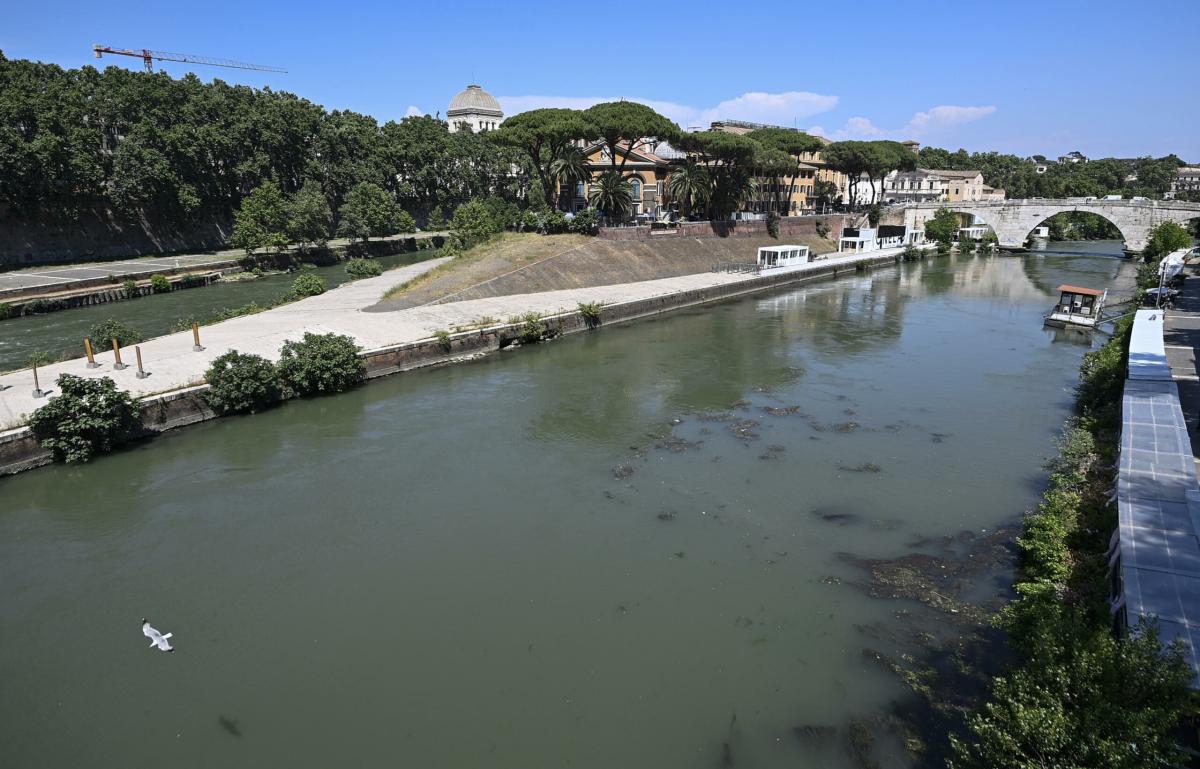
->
447, 84, 503, 133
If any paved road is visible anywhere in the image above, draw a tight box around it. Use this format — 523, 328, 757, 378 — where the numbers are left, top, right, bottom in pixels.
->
1163, 262, 1200, 467
0, 232, 448, 296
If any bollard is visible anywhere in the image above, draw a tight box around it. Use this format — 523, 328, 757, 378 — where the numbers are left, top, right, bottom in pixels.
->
32, 362, 44, 398
135, 345, 148, 379
192, 322, 205, 352
84, 337, 100, 369
112, 338, 128, 370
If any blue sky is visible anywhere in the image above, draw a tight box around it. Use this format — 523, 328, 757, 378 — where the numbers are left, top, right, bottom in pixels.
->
6, 0, 1198, 160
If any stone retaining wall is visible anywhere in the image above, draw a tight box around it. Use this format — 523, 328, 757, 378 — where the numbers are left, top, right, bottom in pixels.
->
598, 216, 845, 242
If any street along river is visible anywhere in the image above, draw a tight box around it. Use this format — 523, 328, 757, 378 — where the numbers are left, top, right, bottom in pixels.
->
0, 244, 1133, 768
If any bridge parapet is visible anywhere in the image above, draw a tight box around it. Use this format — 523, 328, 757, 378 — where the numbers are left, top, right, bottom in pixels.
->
902, 198, 1200, 253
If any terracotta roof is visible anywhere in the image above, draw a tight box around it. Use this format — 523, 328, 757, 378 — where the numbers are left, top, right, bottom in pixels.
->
1057, 284, 1105, 296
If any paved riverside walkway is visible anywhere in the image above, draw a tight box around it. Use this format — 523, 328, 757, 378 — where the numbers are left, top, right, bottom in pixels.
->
1164, 257, 1200, 468
0, 231, 448, 298
0, 246, 909, 430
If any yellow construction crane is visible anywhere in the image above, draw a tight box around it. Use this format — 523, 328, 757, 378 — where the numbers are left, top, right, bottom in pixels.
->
92, 44, 286, 74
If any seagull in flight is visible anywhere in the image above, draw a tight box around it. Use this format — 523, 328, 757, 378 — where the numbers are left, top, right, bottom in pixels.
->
142, 619, 175, 652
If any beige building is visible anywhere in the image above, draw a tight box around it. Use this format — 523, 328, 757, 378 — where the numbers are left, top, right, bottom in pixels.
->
709, 120, 838, 212
558, 142, 671, 218
884, 169, 1004, 202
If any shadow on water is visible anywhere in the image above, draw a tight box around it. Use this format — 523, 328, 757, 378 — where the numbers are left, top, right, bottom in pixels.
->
217, 715, 242, 737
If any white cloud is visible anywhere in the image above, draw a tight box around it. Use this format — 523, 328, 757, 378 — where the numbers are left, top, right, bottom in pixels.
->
823, 105, 996, 141
497, 90, 838, 130
404, 105, 424, 117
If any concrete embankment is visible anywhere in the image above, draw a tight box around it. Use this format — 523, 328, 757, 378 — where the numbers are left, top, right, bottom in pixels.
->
0, 243, 917, 477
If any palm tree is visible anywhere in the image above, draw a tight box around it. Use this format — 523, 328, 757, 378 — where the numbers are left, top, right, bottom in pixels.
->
550, 147, 590, 210
587, 171, 633, 222
709, 170, 755, 220
667, 161, 711, 220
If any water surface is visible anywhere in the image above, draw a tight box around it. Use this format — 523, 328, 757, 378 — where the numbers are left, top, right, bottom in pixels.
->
0, 244, 1132, 768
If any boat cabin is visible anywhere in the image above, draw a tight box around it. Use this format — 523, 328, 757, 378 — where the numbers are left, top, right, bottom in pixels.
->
1045, 284, 1107, 328
756, 245, 811, 269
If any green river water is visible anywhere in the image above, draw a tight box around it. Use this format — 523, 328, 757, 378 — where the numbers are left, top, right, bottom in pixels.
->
0, 243, 1133, 768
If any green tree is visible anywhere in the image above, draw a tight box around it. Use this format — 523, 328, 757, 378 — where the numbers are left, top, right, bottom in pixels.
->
286, 181, 332, 247
582, 101, 677, 174
549, 146, 591, 210
667, 161, 710, 219
923, 208, 960, 245
336, 182, 401, 242
450, 199, 502, 245
89, 318, 142, 352
1143, 220, 1192, 258
29, 374, 140, 462
587, 171, 633, 221
823, 141, 872, 209
230, 181, 289, 254
493, 108, 596, 207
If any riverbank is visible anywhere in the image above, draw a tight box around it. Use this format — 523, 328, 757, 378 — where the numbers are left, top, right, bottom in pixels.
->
0, 243, 922, 476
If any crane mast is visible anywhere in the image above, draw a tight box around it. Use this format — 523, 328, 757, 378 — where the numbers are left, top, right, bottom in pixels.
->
92, 44, 286, 74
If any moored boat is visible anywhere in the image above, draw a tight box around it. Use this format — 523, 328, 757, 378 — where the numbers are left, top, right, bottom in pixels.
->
1044, 284, 1107, 328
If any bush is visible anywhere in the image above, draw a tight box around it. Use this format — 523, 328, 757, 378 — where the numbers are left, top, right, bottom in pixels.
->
434, 329, 452, 352
277, 332, 364, 396
936, 240, 952, 255
29, 374, 140, 463
577, 301, 603, 327
89, 318, 142, 351
122, 279, 139, 298
450, 199, 502, 246
540, 209, 569, 234
567, 208, 599, 235
0, 302, 12, 320
24, 298, 66, 315
289, 272, 326, 298
481, 197, 520, 231
345, 258, 383, 280
427, 205, 447, 229
901, 245, 923, 262
150, 274, 171, 293
514, 311, 547, 344
396, 209, 418, 234
204, 350, 283, 414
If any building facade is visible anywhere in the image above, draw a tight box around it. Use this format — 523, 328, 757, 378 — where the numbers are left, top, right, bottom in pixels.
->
447, 84, 504, 133
1167, 167, 1200, 200
558, 142, 672, 218
884, 169, 1005, 203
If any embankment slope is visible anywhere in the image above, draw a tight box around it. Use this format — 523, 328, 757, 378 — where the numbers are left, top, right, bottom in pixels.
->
372, 231, 837, 310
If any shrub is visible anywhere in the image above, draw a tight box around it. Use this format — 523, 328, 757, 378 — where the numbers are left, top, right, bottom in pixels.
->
23, 298, 66, 315
29, 374, 140, 463
396, 209, 418, 234
450, 199, 502, 246
345, 258, 382, 280
901, 245, 923, 262
936, 240, 952, 255
122, 279, 139, 298
514, 311, 547, 344
289, 272, 326, 298
766, 211, 780, 238
89, 318, 142, 352
427, 205, 447, 229
567, 208, 600, 235
481, 197, 520, 231
204, 350, 283, 414
0, 302, 12, 320
277, 332, 364, 396
577, 301, 603, 328
434, 329, 452, 352
150, 274, 171, 293
539, 209, 569, 234
815, 219, 831, 238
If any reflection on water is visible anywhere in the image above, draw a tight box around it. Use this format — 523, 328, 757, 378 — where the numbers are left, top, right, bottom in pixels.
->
0, 247, 1132, 768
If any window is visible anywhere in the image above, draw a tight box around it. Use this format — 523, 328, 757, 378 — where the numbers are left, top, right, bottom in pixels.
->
630, 177, 642, 201
575, 181, 585, 199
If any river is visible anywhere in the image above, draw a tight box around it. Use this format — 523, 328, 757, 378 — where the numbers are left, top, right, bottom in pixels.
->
0, 243, 1133, 768
0, 249, 441, 373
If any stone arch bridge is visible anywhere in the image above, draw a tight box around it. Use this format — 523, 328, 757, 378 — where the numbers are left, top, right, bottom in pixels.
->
902, 198, 1200, 253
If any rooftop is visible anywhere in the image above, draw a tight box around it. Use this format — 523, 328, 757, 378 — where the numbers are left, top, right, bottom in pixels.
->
447, 84, 503, 117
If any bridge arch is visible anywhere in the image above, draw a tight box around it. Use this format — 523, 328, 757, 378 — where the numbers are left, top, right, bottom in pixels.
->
903, 199, 1200, 254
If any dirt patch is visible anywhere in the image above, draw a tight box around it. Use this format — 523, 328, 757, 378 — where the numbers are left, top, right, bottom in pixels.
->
369, 230, 838, 311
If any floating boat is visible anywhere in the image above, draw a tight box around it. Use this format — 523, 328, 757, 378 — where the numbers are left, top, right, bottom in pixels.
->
1044, 284, 1107, 329
756, 245, 812, 270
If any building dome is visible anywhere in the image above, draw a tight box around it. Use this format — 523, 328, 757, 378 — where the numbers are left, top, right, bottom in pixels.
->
448, 84, 503, 118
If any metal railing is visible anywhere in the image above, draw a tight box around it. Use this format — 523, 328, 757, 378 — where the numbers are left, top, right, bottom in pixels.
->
714, 261, 761, 275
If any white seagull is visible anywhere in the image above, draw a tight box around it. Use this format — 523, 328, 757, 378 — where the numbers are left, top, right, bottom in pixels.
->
142, 619, 175, 652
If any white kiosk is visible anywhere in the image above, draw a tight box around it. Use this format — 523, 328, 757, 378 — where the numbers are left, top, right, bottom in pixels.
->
756, 245, 811, 270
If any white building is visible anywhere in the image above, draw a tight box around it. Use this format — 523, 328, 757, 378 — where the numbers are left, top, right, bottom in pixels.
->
447, 84, 504, 133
